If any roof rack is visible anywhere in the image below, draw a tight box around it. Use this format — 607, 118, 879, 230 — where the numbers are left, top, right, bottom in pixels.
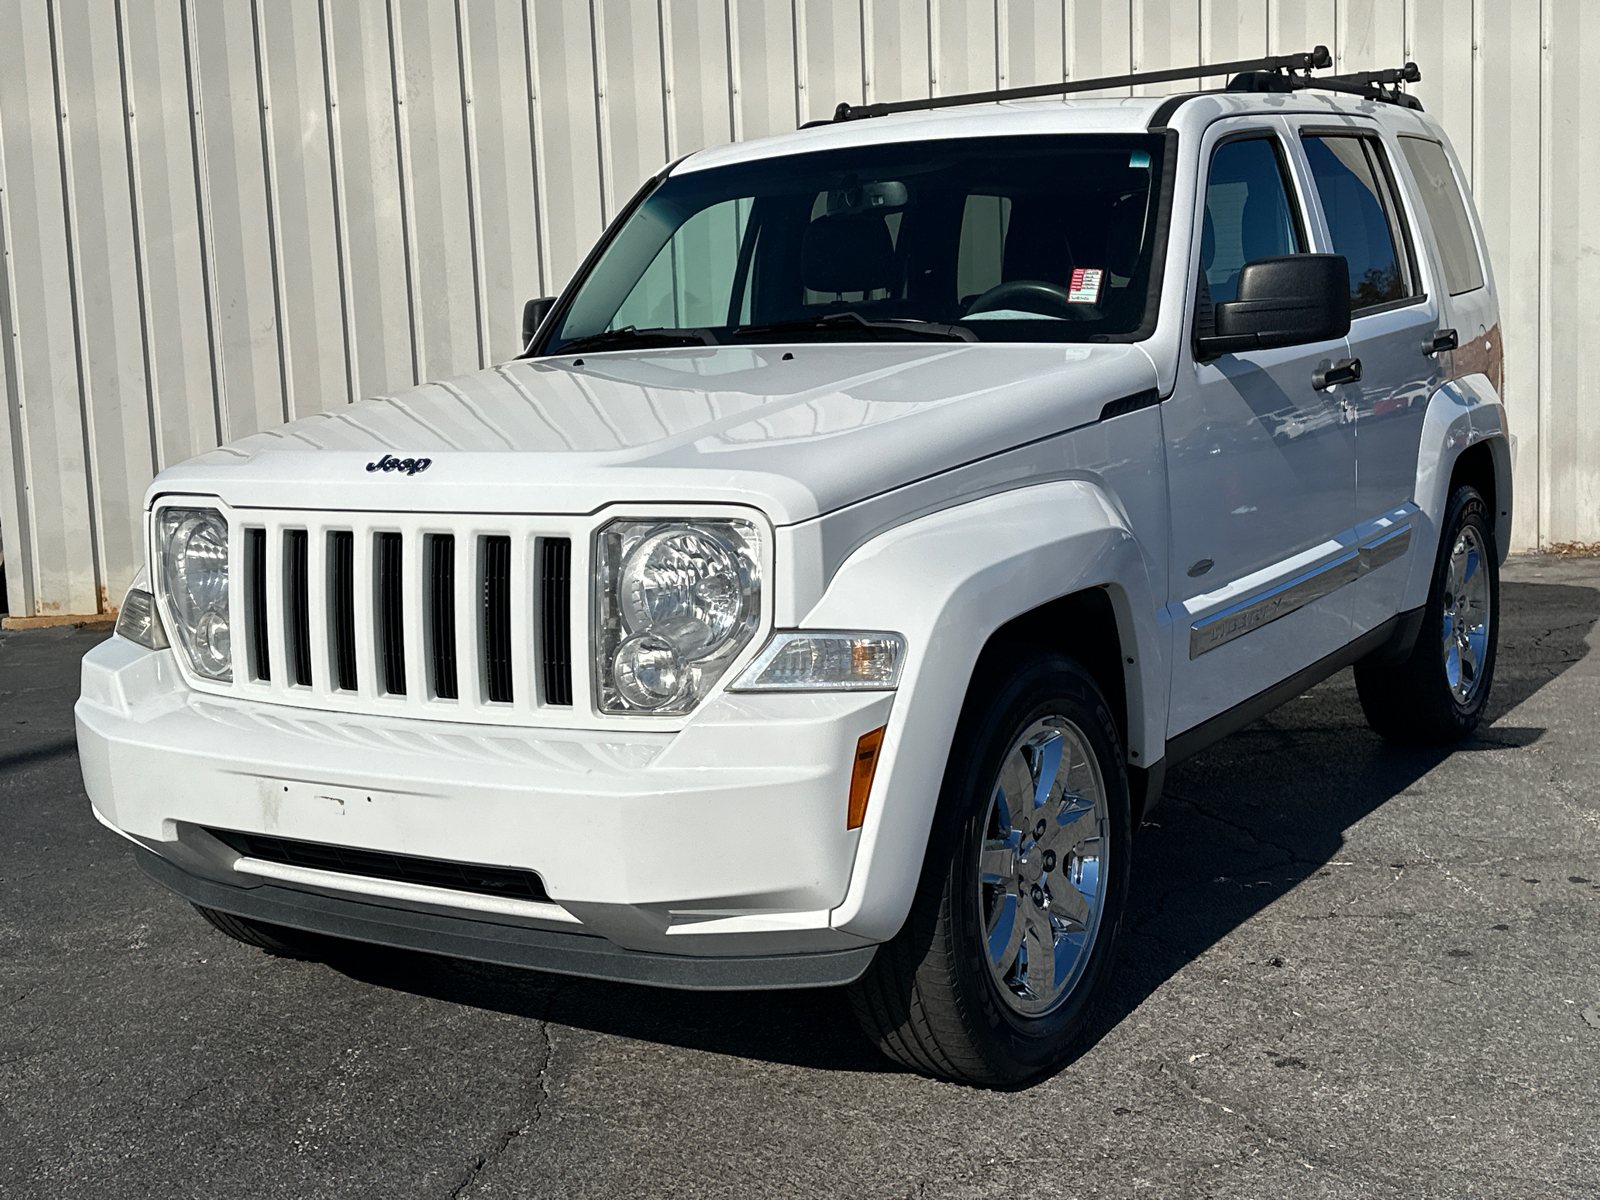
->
822, 46, 1423, 123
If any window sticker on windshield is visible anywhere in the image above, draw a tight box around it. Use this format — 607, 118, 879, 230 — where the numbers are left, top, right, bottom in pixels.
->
1129, 150, 1151, 170
1068, 267, 1104, 305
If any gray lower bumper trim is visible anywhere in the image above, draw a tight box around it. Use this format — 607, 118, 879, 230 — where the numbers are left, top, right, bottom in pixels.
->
135, 849, 878, 992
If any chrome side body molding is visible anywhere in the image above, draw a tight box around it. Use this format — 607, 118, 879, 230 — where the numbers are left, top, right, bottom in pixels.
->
1189, 523, 1412, 659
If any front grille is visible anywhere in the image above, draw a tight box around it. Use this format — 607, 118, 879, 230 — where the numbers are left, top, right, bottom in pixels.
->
235, 514, 575, 721
540, 537, 573, 706
246, 528, 270, 681
428, 534, 458, 700
329, 530, 358, 691
483, 535, 514, 703
285, 529, 313, 686
209, 828, 551, 903
376, 531, 407, 695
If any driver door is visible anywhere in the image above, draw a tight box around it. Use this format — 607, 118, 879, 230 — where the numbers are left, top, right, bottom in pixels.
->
1163, 123, 1358, 738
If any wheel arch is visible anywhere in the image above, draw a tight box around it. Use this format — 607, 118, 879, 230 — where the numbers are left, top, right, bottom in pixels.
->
1410, 374, 1514, 615
799, 480, 1167, 943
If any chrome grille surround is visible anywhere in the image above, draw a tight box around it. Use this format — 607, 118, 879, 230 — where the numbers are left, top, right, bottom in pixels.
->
146, 497, 774, 728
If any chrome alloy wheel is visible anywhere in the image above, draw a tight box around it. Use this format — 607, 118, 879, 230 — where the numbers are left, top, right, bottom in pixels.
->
977, 716, 1109, 1017
1441, 524, 1492, 706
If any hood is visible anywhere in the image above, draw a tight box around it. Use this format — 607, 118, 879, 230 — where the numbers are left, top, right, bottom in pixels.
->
155, 343, 1158, 524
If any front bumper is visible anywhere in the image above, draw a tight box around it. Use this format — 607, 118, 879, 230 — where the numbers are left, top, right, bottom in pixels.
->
77, 636, 894, 981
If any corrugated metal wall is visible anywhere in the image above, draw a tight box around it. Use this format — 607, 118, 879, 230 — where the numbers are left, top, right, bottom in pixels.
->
1, 0, 1595, 618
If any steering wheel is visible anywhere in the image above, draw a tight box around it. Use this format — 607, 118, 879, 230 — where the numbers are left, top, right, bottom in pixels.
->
964, 279, 1091, 320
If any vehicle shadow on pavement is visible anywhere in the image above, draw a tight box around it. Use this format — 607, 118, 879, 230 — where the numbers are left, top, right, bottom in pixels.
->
323, 577, 1597, 1079
1091, 576, 1598, 1058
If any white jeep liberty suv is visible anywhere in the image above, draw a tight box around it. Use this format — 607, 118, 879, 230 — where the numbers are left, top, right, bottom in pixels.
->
77, 50, 1511, 1086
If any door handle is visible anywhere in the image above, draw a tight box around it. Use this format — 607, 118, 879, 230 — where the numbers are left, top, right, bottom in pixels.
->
1424, 328, 1458, 356
1312, 357, 1362, 391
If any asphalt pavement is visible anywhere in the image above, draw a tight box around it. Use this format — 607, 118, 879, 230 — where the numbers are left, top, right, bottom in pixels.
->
2, 556, 1598, 1199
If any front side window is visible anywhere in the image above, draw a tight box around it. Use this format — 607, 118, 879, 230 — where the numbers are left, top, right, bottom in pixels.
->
1196, 135, 1305, 328
542, 134, 1170, 351
1398, 136, 1485, 296
1302, 133, 1416, 311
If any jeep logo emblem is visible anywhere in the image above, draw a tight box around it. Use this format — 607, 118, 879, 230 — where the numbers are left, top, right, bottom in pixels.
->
366, 454, 432, 476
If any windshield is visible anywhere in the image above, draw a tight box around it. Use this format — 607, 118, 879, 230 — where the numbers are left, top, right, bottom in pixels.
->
538, 134, 1170, 354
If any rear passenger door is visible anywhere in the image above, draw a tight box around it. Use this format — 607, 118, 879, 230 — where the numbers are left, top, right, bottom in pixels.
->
1293, 123, 1444, 632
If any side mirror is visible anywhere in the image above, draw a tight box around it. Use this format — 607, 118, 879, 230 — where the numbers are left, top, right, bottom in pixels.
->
522, 296, 557, 348
1195, 254, 1350, 358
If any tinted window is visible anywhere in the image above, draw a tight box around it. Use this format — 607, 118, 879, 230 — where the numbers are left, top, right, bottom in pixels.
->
546, 135, 1168, 350
1200, 137, 1304, 307
1399, 136, 1485, 295
1303, 134, 1414, 310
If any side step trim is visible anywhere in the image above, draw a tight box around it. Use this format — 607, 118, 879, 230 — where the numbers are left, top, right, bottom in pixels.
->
1167, 607, 1424, 766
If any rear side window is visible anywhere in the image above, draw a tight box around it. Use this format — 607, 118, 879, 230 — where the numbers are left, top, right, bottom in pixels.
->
1200, 136, 1305, 307
1302, 134, 1416, 312
1399, 136, 1485, 295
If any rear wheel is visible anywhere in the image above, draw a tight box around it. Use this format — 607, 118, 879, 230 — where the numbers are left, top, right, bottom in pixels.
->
192, 904, 324, 959
848, 652, 1131, 1086
1355, 484, 1499, 744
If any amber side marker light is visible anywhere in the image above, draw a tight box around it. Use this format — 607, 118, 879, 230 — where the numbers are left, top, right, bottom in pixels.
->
848, 726, 887, 830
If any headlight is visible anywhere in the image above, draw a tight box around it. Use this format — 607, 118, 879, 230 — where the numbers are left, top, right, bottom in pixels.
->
595, 518, 760, 713
731, 632, 905, 691
114, 566, 169, 651
155, 506, 231, 680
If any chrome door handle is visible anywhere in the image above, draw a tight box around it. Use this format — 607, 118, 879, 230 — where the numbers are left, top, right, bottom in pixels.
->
1312, 357, 1362, 391
1424, 328, 1458, 356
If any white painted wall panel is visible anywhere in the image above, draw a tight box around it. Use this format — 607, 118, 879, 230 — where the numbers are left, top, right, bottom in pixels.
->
1, 0, 1596, 620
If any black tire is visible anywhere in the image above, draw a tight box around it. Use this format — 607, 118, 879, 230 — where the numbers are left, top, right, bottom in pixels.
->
192, 903, 324, 959
1355, 484, 1499, 744
848, 651, 1131, 1087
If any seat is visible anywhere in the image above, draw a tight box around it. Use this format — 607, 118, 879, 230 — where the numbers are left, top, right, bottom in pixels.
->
801, 214, 897, 296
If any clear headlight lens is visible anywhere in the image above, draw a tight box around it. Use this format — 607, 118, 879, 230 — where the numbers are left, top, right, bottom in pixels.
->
595, 518, 761, 713
114, 567, 169, 651
155, 506, 231, 680
731, 632, 905, 691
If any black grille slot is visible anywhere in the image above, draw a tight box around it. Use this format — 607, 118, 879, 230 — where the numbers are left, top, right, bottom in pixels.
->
540, 537, 573, 706
246, 528, 269, 681
429, 534, 458, 699
376, 532, 406, 695
482, 535, 513, 703
329, 531, 358, 691
284, 529, 312, 686
208, 829, 551, 903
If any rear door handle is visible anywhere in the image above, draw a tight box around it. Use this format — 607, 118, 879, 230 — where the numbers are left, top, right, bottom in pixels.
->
1312, 357, 1362, 391
1425, 328, 1458, 356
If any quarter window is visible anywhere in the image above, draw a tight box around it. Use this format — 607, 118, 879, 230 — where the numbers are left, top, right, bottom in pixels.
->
1399, 137, 1485, 295
1302, 134, 1416, 311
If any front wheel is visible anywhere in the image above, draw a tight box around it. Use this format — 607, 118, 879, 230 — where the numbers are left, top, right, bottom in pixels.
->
848, 652, 1131, 1086
1355, 484, 1499, 744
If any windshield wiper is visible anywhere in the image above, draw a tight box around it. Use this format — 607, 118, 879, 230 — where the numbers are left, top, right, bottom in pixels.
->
733, 311, 977, 343
555, 326, 718, 354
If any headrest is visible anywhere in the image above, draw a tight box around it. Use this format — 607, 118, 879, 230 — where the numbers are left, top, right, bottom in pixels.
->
1201, 206, 1216, 269
801, 215, 896, 295
1105, 194, 1147, 276
1240, 189, 1289, 264
1003, 204, 1074, 285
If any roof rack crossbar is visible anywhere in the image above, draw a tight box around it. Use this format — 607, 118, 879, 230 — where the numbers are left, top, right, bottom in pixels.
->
823, 48, 1426, 125
828, 46, 1333, 122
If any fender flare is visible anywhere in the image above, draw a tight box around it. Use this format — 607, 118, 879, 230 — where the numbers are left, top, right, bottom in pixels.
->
798, 479, 1167, 943
1404, 372, 1513, 610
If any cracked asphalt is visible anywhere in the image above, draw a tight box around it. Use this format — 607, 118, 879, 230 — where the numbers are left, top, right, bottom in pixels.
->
3, 555, 1598, 1199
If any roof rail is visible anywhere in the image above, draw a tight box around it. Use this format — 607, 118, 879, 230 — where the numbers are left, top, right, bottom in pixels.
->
820, 46, 1423, 124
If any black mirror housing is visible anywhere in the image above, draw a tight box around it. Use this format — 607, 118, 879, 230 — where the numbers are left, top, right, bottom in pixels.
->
1195, 254, 1350, 357
522, 296, 557, 349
